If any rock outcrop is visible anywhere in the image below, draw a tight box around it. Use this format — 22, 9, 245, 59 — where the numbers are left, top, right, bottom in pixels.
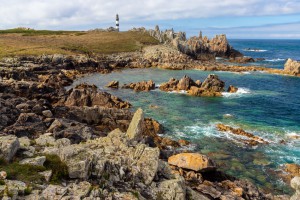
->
216, 124, 269, 146
146, 25, 243, 60
160, 74, 225, 97
122, 80, 155, 92
284, 58, 300, 75
65, 83, 131, 109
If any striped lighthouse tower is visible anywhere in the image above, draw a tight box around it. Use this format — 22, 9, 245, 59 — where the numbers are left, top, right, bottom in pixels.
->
116, 14, 119, 32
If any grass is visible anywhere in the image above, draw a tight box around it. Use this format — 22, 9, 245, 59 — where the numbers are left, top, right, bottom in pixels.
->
0, 155, 68, 184
0, 29, 159, 58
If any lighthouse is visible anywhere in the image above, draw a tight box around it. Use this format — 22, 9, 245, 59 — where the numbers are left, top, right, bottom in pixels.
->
116, 14, 119, 32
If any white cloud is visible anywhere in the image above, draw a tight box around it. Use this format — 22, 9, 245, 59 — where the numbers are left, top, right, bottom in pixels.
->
200, 22, 300, 39
1, 0, 300, 30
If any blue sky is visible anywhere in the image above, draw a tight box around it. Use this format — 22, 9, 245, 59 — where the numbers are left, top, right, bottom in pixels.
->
1, 0, 300, 39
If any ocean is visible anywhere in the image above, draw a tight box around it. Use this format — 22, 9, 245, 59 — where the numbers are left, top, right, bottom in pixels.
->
70, 39, 300, 194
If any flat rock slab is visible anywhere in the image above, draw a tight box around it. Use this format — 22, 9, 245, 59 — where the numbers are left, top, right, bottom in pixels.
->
168, 153, 216, 172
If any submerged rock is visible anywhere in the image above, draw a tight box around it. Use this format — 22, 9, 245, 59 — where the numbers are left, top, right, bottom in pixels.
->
216, 124, 268, 146
227, 85, 238, 93
168, 153, 216, 172
106, 80, 119, 88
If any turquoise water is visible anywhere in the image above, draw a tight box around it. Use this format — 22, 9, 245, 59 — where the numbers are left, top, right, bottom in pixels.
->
71, 68, 300, 194
229, 39, 300, 69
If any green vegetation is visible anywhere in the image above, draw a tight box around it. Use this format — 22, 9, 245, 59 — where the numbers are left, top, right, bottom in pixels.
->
43, 154, 68, 184
0, 28, 79, 36
0, 155, 68, 184
0, 29, 159, 58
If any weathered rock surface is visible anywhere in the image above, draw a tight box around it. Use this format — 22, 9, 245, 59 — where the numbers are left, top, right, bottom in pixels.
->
0, 135, 20, 162
168, 153, 216, 172
147, 26, 243, 60
122, 80, 155, 92
106, 80, 119, 88
19, 156, 46, 166
126, 108, 144, 141
216, 124, 269, 146
284, 58, 300, 75
285, 163, 300, 177
65, 83, 131, 109
160, 74, 226, 97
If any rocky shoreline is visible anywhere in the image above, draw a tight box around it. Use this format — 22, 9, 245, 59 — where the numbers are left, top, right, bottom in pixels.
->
0, 30, 300, 199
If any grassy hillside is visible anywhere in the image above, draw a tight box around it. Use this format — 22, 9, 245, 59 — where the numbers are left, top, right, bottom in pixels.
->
0, 29, 159, 58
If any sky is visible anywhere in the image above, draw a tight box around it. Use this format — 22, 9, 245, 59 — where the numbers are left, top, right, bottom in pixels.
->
1, 0, 300, 39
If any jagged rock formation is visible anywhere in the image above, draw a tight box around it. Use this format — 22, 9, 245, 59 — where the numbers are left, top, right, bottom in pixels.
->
284, 58, 300, 75
159, 74, 229, 97
122, 80, 155, 92
146, 25, 243, 60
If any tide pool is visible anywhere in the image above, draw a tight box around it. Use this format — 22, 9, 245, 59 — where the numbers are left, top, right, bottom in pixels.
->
70, 68, 300, 194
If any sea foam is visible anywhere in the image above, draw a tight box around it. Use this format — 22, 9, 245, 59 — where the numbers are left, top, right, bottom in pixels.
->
222, 87, 251, 98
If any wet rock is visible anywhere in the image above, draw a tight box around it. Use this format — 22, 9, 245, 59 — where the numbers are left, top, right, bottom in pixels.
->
201, 74, 225, 93
216, 124, 268, 146
159, 78, 179, 92
106, 80, 119, 88
0, 135, 20, 162
230, 56, 255, 63
285, 163, 300, 177
19, 156, 46, 166
227, 85, 238, 93
122, 80, 155, 92
177, 75, 195, 90
284, 58, 300, 75
168, 153, 216, 172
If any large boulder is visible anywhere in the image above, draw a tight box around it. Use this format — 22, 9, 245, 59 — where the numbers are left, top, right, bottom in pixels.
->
126, 108, 145, 141
284, 58, 300, 75
65, 83, 130, 109
177, 75, 195, 90
0, 135, 20, 162
201, 74, 225, 93
168, 153, 216, 172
